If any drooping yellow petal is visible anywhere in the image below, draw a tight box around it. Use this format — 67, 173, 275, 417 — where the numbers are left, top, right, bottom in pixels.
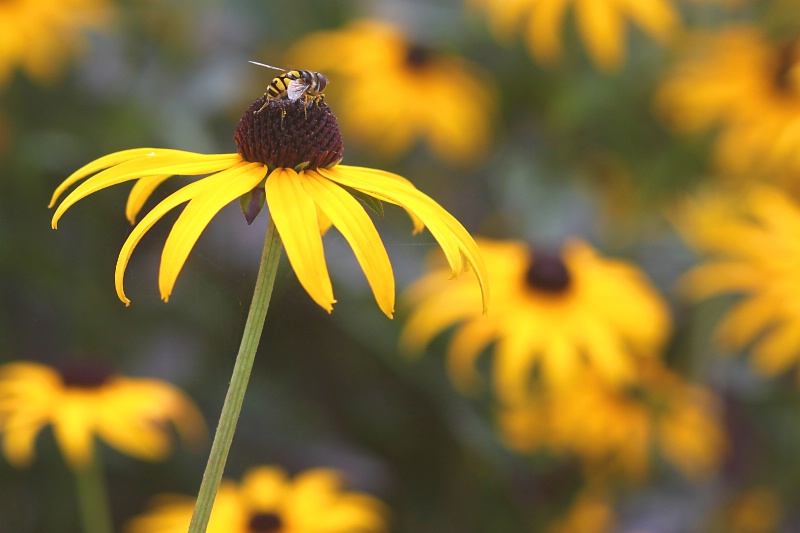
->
302, 171, 395, 318
52, 396, 96, 467
1, 412, 48, 467
52, 151, 242, 228
752, 321, 800, 377
575, 0, 625, 70
320, 165, 489, 313
618, 0, 678, 42
159, 162, 267, 302
126, 174, 173, 224
446, 318, 498, 393
525, 0, 570, 64
714, 294, 779, 351
49, 148, 187, 207
114, 166, 248, 305
265, 168, 335, 313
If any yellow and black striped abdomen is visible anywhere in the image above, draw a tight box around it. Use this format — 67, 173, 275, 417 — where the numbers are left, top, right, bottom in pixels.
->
266, 71, 302, 99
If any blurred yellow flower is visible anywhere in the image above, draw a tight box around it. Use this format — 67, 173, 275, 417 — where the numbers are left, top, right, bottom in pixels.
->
469, 0, 679, 71
721, 487, 783, 533
50, 93, 488, 319
0, 0, 113, 86
287, 19, 495, 165
657, 27, 800, 180
0, 361, 205, 469
500, 362, 725, 481
677, 184, 800, 378
546, 488, 616, 533
126, 465, 387, 533
400, 238, 670, 403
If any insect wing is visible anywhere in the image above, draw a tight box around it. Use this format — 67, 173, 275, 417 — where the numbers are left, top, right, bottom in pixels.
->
286, 78, 311, 101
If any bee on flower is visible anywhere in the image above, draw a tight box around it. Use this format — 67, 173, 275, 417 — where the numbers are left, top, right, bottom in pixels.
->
49, 64, 489, 318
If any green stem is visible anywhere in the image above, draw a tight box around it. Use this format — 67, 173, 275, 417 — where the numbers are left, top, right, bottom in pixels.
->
188, 218, 283, 533
73, 454, 113, 533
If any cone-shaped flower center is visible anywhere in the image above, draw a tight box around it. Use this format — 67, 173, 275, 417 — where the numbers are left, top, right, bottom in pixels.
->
248, 512, 283, 533
524, 251, 571, 293
58, 361, 113, 389
234, 97, 343, 170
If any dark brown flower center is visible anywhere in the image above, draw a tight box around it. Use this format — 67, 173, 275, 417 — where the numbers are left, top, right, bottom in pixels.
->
58, 361, 114, 389
524, 252, 571, 294
772, 41, 800, 95
234, 97, 343, 170
405, 44, 433, 69
248, 512, 283, 533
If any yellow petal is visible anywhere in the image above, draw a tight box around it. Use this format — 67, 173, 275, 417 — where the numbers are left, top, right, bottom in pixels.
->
752, 321, 800, 377
302, 172, 395, 318
126, 174, 173, 223
241, 466, 290, 510
525, 0, 570, 65
52, 151, 242, 228
49, 148, 186, 207
159, 162, 267, 301
265, 168, 335, 312
575, 0, 625, 70
320, 165, 489, 313
714, 294, 778, 351
52, 397, 96, 468
446, 318, 497, 394
618, 0, 679, 41
115, 166, 247, 305
1, 413, 47, 467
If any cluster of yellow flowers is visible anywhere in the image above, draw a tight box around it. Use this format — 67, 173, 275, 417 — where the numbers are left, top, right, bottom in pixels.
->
4, 0, 800, 530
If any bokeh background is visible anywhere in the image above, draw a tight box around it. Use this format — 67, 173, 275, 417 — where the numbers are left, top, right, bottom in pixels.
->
3, 0, 800, 531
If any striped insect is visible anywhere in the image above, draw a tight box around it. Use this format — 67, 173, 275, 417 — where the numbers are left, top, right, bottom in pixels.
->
249, 61, 328, 112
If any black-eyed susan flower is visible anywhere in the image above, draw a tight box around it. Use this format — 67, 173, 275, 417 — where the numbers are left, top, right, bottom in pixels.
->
126, 465, 387, 533
401, 238, 669, 403
657, 27, 800, 181
500, 362, 725, 481
0, 0, 113, 86
677, 184, 800, 379
50, 92, 489, 319
468, 0, 679, 71
0, 361, 205, 468
286, 19, 495, 165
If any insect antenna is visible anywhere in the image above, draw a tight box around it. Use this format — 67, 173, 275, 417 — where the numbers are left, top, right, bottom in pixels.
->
248, 61, 286, 72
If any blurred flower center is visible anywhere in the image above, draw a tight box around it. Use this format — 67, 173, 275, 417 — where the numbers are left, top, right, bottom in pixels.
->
524, 251, 571, 293
248, 511, 284, 532
772, 42, 800, 96
234, 98, 343, 170
58, 361, 113, 388
404, 44, 433, 69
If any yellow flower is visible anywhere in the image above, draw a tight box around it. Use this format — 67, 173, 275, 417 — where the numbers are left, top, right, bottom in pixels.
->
287, 19, 495, 165
469, 0, 679, 71
50, 92, 489, 319
500, 362, 725, 481
657, 27, 800, 180
0, 361, 205, 468
677, 184, 800, 378
0, 0, 113, 86
401, 238, 669, 403
546, 488, 616, 533
126, 465, 387, 533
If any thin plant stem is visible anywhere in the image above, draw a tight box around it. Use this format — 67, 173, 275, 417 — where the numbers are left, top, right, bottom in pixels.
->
73, 454, 114, 533
187, 218, 283, 533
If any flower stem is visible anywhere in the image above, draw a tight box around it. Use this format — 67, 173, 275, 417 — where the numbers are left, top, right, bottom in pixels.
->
73, 455, 113, 533
188, 218, 283, 533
